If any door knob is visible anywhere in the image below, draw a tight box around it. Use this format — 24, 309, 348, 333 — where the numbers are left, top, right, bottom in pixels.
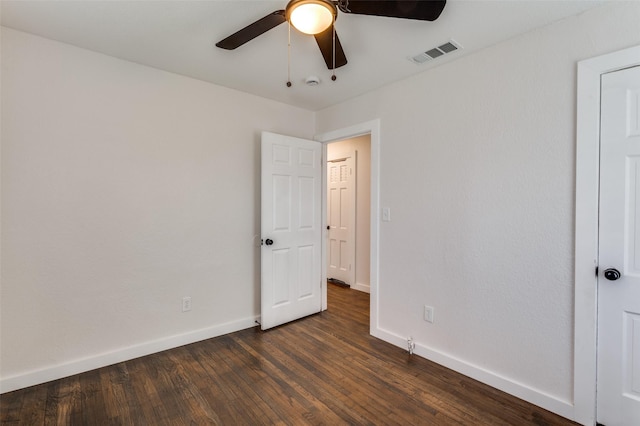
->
265, 239, 274, 246
603, 268, 621, 281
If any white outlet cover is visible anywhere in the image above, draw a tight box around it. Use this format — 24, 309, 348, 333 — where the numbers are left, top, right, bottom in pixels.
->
182, 296, 192, 312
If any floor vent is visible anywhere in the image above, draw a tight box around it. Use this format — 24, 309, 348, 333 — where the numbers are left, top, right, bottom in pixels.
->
409, 40, 462, 64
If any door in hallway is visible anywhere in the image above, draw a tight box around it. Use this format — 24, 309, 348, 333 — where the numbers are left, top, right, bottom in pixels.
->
327, 155, 355, 286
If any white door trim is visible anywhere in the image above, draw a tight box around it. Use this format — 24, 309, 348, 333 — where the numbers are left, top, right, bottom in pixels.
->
575, 44, 640, 426
315, 119, 380, 335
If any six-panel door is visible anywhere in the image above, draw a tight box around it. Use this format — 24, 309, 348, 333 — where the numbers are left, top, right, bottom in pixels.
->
261, 132, 323, 330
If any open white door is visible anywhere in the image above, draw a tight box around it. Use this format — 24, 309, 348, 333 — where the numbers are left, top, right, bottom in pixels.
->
597, 65, 640, 425
261, 131, 323, 330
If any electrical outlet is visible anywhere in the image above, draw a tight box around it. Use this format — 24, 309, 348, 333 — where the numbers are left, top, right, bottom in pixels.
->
424, 305, 434, 323
182, 296, 192, 312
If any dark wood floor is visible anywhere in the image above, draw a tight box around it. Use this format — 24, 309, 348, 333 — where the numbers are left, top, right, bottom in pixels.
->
1, 284, 577, 425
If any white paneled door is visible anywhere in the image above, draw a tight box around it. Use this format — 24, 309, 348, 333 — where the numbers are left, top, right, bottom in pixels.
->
327, 156, 355, 286
597, 65, 640, 426
261, 132, 323, 330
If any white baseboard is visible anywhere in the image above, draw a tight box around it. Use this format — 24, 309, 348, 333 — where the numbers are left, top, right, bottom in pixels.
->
351, 282, 370, 293
371, 327, 576, 422
0, 316, 259, 394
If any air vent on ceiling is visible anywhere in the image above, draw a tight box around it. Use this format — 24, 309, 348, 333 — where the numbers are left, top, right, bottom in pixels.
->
409, 40, 462, 65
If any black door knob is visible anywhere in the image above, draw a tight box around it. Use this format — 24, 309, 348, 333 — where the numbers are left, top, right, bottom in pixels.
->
603, 268, 621, 281
265, 239, 274, 246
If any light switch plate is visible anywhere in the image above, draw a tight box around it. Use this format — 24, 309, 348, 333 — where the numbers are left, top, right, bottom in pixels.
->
382, 207, 391, 222
424, 305, 434, 323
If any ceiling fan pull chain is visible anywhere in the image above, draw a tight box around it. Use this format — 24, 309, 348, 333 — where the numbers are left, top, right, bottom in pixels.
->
331, 23, 337, 81
286, 22, 292, 87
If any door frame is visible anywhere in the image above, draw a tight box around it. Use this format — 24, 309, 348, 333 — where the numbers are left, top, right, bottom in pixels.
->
315, 119, 380, 335
575, 45, 640, 425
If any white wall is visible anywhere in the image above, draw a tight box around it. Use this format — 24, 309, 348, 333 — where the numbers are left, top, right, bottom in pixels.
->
327, 135, 371, 292
2, 1, 640, 420
0, 27, 314, 392
316, 2, 640, 421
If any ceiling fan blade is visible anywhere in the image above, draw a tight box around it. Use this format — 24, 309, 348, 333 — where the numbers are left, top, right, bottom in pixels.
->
216, 10, 286, 50
340, 0, 446, 21
314, 26, 348, 70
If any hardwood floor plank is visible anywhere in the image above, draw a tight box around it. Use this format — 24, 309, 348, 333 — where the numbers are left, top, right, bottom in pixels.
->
273, 327, 399, 408
218, 336, 330, 425
184, 342, 251, 424
275, 324, 455, 425
161, 350, 222, 424
127, 356, 175, 424
232, 332, 376, 425
0, 284, 579, 425
146, 351, 208, 423
51, 376, 82, 425
43, 381, 64, 425
191, 336, 277, 424
107, 362, 148, 425
77, 368, 109, 424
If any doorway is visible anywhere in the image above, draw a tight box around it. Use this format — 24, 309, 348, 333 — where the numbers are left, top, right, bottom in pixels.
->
326, 135, 371, 293
260, 119, 380, 333
315, 119, 381, 335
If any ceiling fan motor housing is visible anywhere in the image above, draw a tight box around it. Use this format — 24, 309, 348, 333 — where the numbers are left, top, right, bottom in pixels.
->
285, 0, 338, 21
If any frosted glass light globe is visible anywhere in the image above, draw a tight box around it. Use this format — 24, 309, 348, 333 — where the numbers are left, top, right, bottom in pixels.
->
289, 2, 334, 35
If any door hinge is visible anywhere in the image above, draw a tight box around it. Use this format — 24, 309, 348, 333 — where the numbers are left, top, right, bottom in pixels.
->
595, 266, 599, 277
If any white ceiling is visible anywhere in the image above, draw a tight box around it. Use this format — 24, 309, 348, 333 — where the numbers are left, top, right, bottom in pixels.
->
1, 0, 606, 111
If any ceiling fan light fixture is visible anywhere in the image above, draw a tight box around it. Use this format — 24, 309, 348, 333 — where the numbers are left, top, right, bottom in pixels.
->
286, 0, 336, 35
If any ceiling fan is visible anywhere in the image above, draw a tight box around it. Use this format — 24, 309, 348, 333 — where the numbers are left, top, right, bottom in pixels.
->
216, 0, 447, 71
